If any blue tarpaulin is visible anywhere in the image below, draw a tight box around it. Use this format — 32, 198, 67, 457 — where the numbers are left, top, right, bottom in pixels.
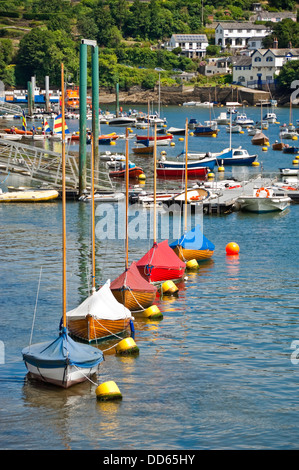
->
22, 329, 103, 369
169, 224, 215, 251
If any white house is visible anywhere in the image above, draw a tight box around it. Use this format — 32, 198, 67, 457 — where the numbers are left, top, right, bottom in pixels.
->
215, 22, 272, 51
232, 47, 299, 88
199, 57, 231, 76
165, 34, 209, 58
251, 11, 297, 23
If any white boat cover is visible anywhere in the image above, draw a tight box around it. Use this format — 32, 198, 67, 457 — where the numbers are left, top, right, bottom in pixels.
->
66, 280, 132, 321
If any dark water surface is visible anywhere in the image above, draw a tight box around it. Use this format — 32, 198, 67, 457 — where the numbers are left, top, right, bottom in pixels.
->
1, 105, 299, 450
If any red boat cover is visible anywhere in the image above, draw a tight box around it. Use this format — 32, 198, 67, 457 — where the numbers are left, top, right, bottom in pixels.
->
110, 261, 157, 292
136, 240, 186, 271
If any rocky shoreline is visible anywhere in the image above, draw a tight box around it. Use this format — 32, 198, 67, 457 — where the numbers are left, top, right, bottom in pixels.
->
98, 85, 292, 107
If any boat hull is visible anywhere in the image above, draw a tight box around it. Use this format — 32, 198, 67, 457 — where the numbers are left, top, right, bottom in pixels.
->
238, 196, 290, 212
137, 266, 185, 284
173, 246, 214, 261
216, 156, 257, 166
194, 127, 219, 136
23, 361, 99, 388
111, 289, 156, 312
109, 167, 144, 178
156, 167, 209, 178
0, 190, 59, 203
132, 146, 154, 154
67, 316, 131, 343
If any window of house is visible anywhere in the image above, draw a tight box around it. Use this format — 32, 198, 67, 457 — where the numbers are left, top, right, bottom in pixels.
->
254, 57, 261, 62
266, 57, 273, 62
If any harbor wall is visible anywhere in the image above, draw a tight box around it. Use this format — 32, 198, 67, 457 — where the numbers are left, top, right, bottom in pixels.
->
98, 85, 271, 107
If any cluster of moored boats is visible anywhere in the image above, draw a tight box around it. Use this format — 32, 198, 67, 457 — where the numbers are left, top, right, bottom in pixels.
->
2, 89, 299, 393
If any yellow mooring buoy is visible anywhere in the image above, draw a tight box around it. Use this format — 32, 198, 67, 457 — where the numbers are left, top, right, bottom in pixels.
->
138, 173, 146, 180
161, 280, 179, 296
95, 381, 122, 401
115, 337, 139, 355
143, 304, 163, 319
186, 259, 199, 270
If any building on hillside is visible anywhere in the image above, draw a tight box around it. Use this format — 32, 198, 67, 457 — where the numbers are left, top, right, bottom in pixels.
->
198, 57, 231, 76
231, 46, 299, 88
250, 10, 297, 23
165, 34, 209, 58
215, 22, 272, 52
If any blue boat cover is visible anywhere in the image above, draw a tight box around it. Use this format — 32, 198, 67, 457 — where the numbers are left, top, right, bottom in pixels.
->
22, 329, 103, 369
169, 224, 215, 251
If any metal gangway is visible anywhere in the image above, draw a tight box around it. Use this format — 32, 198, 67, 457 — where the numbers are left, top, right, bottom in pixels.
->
0, 101, 23, 116
0, 138, 114, 191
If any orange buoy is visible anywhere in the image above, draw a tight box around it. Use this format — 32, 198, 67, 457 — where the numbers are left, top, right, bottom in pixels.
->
226, 242, 239, 255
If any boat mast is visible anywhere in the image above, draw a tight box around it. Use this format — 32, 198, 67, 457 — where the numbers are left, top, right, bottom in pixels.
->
184, 118, 188, 234
125, 127, 129, 270
153, 122, 157, 244
61, 63, 67, 329
91, 132, 96, 293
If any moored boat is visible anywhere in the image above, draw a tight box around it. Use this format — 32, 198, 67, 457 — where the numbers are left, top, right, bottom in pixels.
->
0, 189, 59, 202
251, 132, 269, 145
237, 187, 291, 213
22, 64, 104, 388
156, 165, 209, 179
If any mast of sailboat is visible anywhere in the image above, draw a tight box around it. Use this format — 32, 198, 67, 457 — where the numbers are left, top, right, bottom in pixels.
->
229, 111, 232, 150
91, 132, 96, 293
153, 122, 157, 244
184, 117, 188, 234
158, 73, 161, 118
125, 127, 129, 270
61, 62, 67, 330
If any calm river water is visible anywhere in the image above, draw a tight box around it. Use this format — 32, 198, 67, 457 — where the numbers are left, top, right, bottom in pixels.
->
1, 104, 299, 450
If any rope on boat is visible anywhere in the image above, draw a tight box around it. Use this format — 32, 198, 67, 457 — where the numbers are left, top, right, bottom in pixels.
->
72, 363, 99, 386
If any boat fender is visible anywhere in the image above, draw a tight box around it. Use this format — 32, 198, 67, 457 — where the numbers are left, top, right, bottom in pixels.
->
130, 319, 135, 339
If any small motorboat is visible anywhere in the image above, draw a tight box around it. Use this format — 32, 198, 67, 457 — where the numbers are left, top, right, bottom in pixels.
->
237, 187, 291, 213
0, 133, 22, 140
166, 127, 185, 135
233, 113, 254, 127
156, 165, 209, 179
279, 168, 299, 176
109, 164, 144, 179
282, 146, 299, 154
0, 188, 59, 203
226, 124, 242, 134
79, 191, 125, 203
272, 141, 286, 151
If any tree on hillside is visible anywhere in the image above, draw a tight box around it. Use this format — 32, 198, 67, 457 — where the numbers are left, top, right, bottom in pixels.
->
15, 28, 78, 86
262, 19, 299, 48
277, 60, 299, 91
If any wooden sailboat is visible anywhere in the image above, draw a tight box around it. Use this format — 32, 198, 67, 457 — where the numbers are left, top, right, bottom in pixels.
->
22, 64, 104, 388
110, 129, 157, 311
169, 119, 215, 262
136, 124, 186, 285
66, 133, 133, 342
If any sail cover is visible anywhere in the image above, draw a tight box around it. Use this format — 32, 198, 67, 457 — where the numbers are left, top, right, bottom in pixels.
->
110, 262, 157, 293
169, 224, 215, 251
136, 240, 186, 272
66, 279, 132, 321
22, 330, 103, 369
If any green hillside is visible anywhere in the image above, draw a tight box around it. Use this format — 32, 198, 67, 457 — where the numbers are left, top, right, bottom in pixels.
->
0, 0, 297, 89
